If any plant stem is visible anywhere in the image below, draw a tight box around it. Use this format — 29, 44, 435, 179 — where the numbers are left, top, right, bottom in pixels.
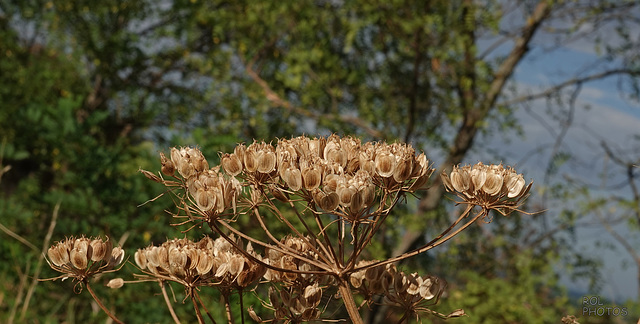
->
190, 289, 205, 324
159, 281, 182, 324
223, 291, 235, 324
85, 280, 124, 324
337, 281, 363, 324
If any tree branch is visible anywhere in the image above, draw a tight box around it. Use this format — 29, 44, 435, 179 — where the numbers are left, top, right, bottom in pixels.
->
243, 60, 384, 139
499, 68, 640, 107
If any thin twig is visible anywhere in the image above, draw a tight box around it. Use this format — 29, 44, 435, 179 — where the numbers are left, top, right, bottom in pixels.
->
160, 281, 182, 324
20, 200, 61, 320
85, 280, 124, 324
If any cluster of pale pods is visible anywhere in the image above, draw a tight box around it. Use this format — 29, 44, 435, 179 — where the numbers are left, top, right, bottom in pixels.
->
46, 236, 125, 287
45, 135, 531, 323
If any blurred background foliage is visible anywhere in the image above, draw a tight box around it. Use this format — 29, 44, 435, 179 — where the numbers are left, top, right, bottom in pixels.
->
1, 0, 639, 323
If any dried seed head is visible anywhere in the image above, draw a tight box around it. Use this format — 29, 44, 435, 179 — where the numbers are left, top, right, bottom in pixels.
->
134, 250, 147, 269
90, 239, 108, 262
106, 278, 124, 289
375, 151, 396, 178
221, 153, 243, 176
283, 167, 302, 191
160, 152, 175, 177
257, 150, 277, 174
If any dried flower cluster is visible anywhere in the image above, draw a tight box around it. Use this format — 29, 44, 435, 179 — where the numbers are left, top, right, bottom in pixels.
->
350, 261, 462, 319
46, 236, 124, 288
134, 235, 265, 290
45, 135, 532, 323
154, 135, 434, 225
441, 162, 532, 219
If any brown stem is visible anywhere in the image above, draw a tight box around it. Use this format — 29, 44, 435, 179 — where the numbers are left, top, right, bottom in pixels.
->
159, 281, 182, 324
355, 205, 481, 271
190, 289, 206, 324
223, 292, 234, 323
338, 281, 363, 324
85, 280, 124, 324
195, 290, 217, 324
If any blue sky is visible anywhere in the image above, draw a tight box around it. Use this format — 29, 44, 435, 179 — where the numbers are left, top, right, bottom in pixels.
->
483, 40, 640, 302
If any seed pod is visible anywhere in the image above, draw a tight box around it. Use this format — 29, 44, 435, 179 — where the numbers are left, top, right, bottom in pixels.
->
283, 167, 302, 191
47, 246, 65, 267
70, 248, 88, 269
157, 246, 169, 270
393, 156, 413, 183
349, 189, 364, 212
106, 278, 124, 289
361, 183, 376, 206
303, 283, 322, 308
322, 174, 340, 193
90, 239, 108, 262
470, 164, 487, 192
257, 151, 277, 174
406, 273, 421, 295
196, 251, 214, 275
248, 307, 262, 322
134, 250, 148, 269
220, 153, 242, 176
109, 247, 125, 267
244, 149, 258, 172
301, 166, 322, 190
350, 271, 365, 288
375, 152, 396, 178
302, 308, 319, 321
482, 169, 503, 196
169, 248, 187, 271
450, 167, 470, 193
505, 173, 526, 198
337, 184, 356, 206
160, 152, 175, 177
419, 277, 436, 300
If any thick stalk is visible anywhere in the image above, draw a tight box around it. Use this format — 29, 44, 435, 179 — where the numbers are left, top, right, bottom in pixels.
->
338, 281, 363, 324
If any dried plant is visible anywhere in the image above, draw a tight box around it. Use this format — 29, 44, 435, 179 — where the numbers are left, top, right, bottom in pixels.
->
44, 135, 533, 323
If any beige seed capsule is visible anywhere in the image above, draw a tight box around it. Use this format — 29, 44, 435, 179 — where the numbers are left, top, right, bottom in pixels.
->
283, 167, 302, 191
375, 152, 396, 178
257, 151, 277, 174
482, 169, 503, 196
109, 247, 125, 267
106, 278, 124, 289
90, 239, 107, 262
134, 250, 148, 269
243, 149, 258, 172
70, 248, 88, 269
221, 153, 243, 176
301, 166, 322, 190
392, 156, 413, 183
160, 152, 175, 177
47, 246, 65, 267
196, 251, 214, 275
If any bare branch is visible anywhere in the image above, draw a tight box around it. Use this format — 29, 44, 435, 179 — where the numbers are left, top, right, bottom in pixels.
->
243, 60, 384, 139
499, 68, 640, 107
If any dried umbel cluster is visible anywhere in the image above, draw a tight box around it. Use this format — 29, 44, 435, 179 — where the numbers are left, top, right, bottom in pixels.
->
441, 162, 532, 218
153, 135, 435, 224
350, 261, 459, 319
134, 235, 265, 290
46, 236, 124, 288
42, 135, 533, 323
258, 283, 323, 322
